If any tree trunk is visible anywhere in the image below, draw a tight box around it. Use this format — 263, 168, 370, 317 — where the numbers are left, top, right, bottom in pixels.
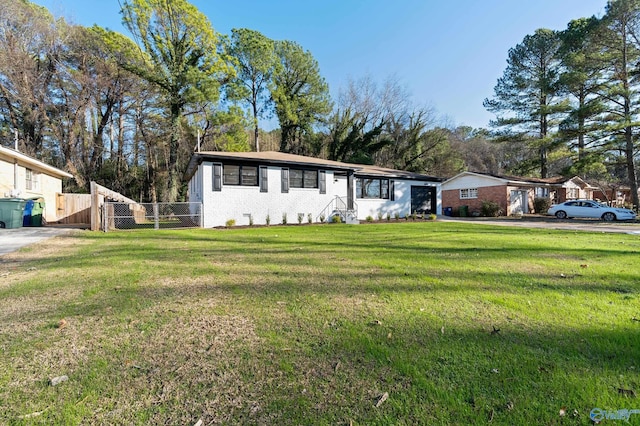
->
280, 125, 295, 153
253, 95, 260, 152
578, 89, 586, 161
165, 101, 182, 202
624, 125, 639, 209
90, 99, 112, 173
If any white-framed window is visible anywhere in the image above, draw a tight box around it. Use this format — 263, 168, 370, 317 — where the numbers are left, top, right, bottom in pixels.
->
567, 188, 579, 199
26, 168, 40, 191
459, 188, 478, 199
535, 187, 549, 198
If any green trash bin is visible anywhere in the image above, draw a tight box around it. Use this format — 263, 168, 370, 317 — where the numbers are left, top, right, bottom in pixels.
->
29, 197, 45, 227
0, 198, 27, 229
459, 205, 469, 217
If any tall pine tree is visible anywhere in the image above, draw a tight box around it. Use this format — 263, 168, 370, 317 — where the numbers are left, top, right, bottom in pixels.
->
592, 0, 640, 208
484, 28, 567, 178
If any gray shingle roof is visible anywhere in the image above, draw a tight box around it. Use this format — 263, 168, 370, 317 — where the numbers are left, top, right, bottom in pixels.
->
184, 151, 444, 182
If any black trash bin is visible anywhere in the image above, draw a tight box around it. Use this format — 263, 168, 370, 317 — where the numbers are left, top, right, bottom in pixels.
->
443, 207, 453, 217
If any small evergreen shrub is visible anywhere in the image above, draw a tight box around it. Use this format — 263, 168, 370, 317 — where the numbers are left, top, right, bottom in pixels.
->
297, 213, 304, 224
307, 213, 313, 224
377, 212, 383, 221
394, 212, 400, 220
282, 213, 288, 225
481, 200, 503, 217
319, 214, 326, 222
386, 212, 391, 221
266, 214, 271, 226
366, 215, 374, 222
533, 197, 552, 214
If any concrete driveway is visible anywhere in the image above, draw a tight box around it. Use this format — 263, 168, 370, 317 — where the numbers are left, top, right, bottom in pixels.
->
0, 226, 80, 256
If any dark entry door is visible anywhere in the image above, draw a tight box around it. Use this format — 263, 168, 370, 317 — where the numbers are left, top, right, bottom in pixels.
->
411, 186, 436, 214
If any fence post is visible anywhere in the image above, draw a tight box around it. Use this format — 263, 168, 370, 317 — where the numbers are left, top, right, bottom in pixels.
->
91, 181, 100, 231
154, 203, 159, 230
102, 202, 108, 233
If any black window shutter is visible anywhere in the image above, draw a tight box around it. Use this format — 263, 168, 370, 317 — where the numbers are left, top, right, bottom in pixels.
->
390, 180, 395, 201
319, 170, 326, 194
213, 163, 222, 191
281, 168, 289, 193
260, 166, 268, 192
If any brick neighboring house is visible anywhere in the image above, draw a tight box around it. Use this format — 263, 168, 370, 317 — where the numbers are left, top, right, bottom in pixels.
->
442, 172, 596, 216
543, 175, 596, 203
592, 184, 632, 207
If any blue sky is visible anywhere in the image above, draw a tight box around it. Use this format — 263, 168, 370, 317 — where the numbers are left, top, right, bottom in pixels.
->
34, 0, 607, 129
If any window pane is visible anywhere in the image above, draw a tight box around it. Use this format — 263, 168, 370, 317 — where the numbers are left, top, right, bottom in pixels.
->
381, 179, 389, 199
241, 166, 258, 186
290, 169, 303, 188
223, 165, 240, 185
364, 179, 380, 198
26, 169, 33, 190
460, 188, 477, 199
303, 170, 318, 188
356, 179, 363, 198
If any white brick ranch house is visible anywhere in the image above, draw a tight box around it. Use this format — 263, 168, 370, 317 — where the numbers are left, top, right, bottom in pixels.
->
184, 151, 443, 227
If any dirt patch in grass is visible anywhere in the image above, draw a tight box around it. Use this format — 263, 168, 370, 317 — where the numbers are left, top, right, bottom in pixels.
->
91, 312, 263, 424
1, 299, 265, 424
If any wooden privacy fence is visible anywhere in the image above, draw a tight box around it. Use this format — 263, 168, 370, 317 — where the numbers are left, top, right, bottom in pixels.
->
56, 193, 92, 225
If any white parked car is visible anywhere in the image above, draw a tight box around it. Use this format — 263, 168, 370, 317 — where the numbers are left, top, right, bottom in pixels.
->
547, 200, 636, 221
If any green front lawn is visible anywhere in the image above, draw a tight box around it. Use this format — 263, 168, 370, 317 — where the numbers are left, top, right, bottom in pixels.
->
0, 222, 638, 424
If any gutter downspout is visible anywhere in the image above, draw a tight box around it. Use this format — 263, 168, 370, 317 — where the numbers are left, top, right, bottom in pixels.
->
13, 129, 19, 192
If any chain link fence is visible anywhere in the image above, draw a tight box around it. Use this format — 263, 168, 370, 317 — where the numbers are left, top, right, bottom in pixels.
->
103, 202, 202, 231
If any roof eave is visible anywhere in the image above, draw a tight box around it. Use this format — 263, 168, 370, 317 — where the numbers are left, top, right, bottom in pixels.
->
0, 145, 73, 178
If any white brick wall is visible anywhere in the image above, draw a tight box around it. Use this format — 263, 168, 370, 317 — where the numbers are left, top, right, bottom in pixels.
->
190, 161, 442, 227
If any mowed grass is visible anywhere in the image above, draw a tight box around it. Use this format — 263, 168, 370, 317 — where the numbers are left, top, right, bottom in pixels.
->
0, 222, 639, 425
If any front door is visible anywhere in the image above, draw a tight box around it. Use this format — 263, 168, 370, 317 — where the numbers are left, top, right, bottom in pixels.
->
411, 186, 436, 214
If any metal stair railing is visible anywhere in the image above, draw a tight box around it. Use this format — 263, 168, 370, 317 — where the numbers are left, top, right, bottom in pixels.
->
317, 196, 358, 223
